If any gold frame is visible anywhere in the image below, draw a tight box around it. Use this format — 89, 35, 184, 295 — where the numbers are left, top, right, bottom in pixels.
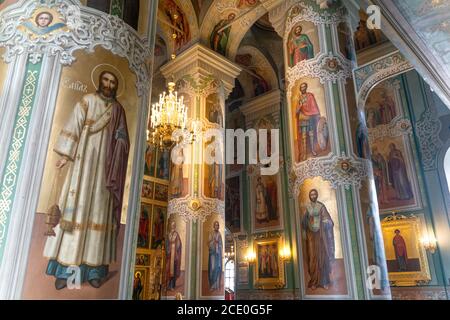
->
381, 214, 431, 286
253, 237, 285, 289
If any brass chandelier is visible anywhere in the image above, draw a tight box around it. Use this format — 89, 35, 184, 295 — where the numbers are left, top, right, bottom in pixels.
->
150, 81, 187, 150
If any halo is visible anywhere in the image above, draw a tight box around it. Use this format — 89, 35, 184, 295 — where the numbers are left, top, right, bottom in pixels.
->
91, 63, 125, 98
135, 271, 142, 278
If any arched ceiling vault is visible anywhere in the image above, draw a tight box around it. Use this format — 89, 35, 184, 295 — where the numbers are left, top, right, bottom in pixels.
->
156, 0, 200, 56
200, 0, 284, 60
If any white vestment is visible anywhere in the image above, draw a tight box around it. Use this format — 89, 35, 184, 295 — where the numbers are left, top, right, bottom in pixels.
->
44, 93, 118, 267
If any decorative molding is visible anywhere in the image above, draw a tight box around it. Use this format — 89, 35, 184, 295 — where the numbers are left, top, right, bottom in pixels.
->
290, 154, 371, 196
160, 43, 241, 97
0, 0, 151, 96
285, 1, 347, 28
353, 51, 414, 109
286, 53, 353, 92
368, 118, 412, 141
0, 60, 40, 255
415, 107, 443, 171
168, 196, 224, 223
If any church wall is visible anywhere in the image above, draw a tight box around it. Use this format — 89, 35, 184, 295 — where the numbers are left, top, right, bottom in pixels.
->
0, 0, 157, 299
361, 68, 450, 299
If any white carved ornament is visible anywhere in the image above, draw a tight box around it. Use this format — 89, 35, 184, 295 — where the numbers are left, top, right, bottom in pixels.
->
168, 196, 225, 222
368, 118, 413, 142
415, 106, 443, 171
290, 154, 371, 196
286, 53, 353, 96
285, 1, 347, 30
0, 0, 151, 96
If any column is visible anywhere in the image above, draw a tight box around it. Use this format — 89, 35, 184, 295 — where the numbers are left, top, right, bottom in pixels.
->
269, 0, 391, 299
0, 0, 157, 299
159, 43, 241, 299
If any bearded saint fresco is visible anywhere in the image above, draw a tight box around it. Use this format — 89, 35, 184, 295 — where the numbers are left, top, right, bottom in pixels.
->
302, 189, 335, 290
44, 69, 129, 290
166, 220, 182, 291
287, 24, 314, 67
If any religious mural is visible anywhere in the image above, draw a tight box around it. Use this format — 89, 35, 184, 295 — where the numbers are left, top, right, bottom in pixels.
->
161, 0, 191, 51
154, 183, 169, 202
156, 149, 170, 180
151, 206, 166, 249
141, 180, 154, 199
250, 174, 283, 232
381, 215, 431, 286
144, 144, 156, 177
365, 87, 399, 128
23, 47, 139, 299
298, 177, 348, 296
225, 175, 242, 234
210, 12, 235, 55
18, 8, 67, 37
163, 214, 187, 297
201, 214, 225, 297
206, 93, 224, 126
337, 22, 356, 62
290, 78, 330, 163
353, 10, 385, 51
286, 21, 317, 67
138, 204, 152, 249
132, 268, 147, 300
370, 136, 420, 213
203, 136, 225, 200
253, 237, 285, 289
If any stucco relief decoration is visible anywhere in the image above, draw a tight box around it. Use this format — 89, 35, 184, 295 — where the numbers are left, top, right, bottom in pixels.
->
286, 52, 352, 90
290, 154, 370, 195
368, 118, 413, 142
285, 1, 347, 28
353, 52, 413, 109
0, 0, 151, 96
168, 196, 225, 222
415, 107, 443, 171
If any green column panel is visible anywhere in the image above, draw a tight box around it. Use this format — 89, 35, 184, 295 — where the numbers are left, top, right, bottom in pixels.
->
0, 59, 42, 262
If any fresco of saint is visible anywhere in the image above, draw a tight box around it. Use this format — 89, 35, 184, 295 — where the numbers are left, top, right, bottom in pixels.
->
393, 229, 408, 271
208, 221, 223, 291
302, 189, 335, 290
43, 69, 129, 290
287, 24, 314, 67
387, 143, 413, 200
296, 82, 328, 161
166, 220, 182, 290
210, 13, 235, 55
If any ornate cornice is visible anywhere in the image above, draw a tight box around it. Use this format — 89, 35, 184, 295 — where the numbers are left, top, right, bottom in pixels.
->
368, 118, 412, 141
160, 43, 242, 97
168, 196, 224, 222
0, 0, 151, 96
353, 51, 414, 109
290, 154, 371, 196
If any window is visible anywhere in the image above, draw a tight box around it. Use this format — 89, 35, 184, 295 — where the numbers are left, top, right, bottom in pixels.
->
224, 259, 235, 292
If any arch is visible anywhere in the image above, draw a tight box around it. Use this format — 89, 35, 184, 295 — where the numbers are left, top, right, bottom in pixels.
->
156, 0, 199, 55
234, 45, 278, 101
200, 0, 268, 59
444, 148, 450, 195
